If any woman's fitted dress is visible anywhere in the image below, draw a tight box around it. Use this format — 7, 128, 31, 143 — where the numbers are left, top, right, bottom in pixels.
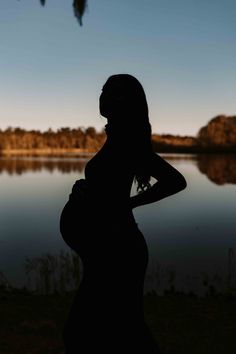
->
60, 136, 160, 353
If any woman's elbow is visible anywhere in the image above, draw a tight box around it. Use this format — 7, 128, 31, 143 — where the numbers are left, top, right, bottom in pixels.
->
175, 174, 187, 192
167, 172, 187, 193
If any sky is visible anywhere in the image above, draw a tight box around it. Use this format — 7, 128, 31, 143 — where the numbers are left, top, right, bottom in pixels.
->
0, 0, 236, 136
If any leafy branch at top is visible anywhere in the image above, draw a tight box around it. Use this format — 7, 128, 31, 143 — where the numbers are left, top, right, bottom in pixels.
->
20, 0, 88, 26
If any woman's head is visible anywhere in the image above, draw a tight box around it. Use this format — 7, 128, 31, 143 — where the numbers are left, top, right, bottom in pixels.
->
100, 74, 153, 191
99, 74, 149, 126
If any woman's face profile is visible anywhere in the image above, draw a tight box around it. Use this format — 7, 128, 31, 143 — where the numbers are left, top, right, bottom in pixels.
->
99, 79, 126, 119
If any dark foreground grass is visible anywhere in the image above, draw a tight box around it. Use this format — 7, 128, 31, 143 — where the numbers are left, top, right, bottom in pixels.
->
0, 288, 235, 354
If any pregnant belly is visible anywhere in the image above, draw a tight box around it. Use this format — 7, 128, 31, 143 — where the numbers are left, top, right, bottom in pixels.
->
60, 198, 89, 252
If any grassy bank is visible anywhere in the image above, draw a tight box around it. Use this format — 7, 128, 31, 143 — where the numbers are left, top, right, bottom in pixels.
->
0, 287, 235, 354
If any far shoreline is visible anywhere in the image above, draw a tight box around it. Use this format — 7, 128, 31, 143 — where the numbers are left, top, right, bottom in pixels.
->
0, 148, 95, 157
1, 148, 236, 157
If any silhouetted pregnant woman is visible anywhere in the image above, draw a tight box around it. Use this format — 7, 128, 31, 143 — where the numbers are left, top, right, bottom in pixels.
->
60, 74, 187, 353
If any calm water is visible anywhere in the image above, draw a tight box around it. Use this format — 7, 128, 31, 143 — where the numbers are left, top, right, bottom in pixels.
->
0, 154, 236, 295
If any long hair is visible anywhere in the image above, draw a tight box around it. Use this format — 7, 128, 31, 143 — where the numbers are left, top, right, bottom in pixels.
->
102, 74, 153, 192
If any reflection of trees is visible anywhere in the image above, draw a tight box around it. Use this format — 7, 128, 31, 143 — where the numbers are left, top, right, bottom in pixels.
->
197, 154, 236, 185
0, 157, 88, 175
3, 154, 236, 184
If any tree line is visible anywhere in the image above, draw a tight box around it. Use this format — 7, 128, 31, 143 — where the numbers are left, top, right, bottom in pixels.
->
0, 127, 106, 152
1, 116, 235, 153
0, 126, 197, 153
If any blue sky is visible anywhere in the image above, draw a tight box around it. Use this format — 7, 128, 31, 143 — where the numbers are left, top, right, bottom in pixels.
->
0, 0, 235, 135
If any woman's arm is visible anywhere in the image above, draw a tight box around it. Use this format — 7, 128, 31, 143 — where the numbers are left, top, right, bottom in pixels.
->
130, 153, 187, 209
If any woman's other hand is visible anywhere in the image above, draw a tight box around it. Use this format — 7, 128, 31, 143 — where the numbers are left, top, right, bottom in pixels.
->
69, 179, 88, 202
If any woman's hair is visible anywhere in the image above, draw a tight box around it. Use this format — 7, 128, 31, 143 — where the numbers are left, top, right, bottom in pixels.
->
102, 74, 153, 192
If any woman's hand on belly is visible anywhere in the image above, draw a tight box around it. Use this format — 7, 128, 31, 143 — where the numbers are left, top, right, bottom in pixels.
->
69, 178, 89, 203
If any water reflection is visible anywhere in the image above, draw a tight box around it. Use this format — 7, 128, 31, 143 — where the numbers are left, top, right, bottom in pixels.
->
197, 154, 236, 185
0, 154, 236, 294
1, 155, 236, 186
0, 156, 87, 175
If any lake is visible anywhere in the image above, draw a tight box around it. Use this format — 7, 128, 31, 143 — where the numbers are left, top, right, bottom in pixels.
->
0, 154, 236, 295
